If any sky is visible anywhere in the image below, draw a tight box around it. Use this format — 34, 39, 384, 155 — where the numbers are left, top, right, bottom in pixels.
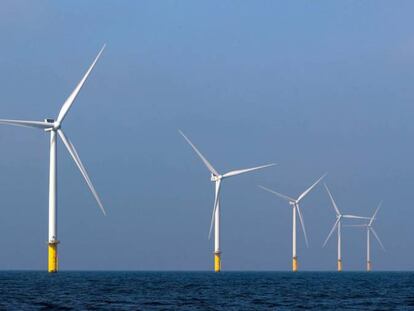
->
0, 1, 413, 271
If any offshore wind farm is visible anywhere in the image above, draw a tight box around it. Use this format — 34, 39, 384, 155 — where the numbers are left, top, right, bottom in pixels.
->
0, 1, 414, 310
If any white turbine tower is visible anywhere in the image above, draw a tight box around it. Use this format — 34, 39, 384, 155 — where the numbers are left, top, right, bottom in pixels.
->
345, 202, 385, 271
259, 173, 326, 272
0, 45, 106, 272
322, 183, 370, 272
179, 130, 275, 272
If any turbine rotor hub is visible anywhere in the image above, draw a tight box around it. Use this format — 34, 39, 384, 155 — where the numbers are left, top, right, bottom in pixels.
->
44, 119, 61, 128
211, 174, 222, 182
53, 122, 61, 130
43, 119, 59, 131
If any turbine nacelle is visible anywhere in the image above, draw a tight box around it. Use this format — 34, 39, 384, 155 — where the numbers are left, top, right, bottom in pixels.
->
211, 174, 222, 182
44, 119, 61, 131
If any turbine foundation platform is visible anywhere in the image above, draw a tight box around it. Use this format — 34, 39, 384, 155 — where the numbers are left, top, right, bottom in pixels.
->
337, 259, 342, 272
48, 242, 59, 273
214, 251, 221, 272
292, 256, 298, 272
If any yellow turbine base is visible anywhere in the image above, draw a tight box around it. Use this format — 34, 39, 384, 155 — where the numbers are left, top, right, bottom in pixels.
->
48, 243, 58, 273
214, 253, 221, 272
292, 257, 298, 272
367, 261, 371, 272
338, 259, 342, 272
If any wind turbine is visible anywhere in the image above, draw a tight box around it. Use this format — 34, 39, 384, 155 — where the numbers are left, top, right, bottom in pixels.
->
0, 45, 106, 272
345, 202, 385, 271
179, 130, 275, 272
259, 173, 326, 272
322, 183, 370, 271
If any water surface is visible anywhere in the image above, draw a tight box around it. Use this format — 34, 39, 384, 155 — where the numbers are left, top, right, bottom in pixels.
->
0, 271, 413, 310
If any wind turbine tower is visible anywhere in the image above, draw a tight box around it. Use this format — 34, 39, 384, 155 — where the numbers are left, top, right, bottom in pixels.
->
0, 46, 106, 272
180, 130, 275, 272
259, 174, 326, 272
345, 202, 385, 271
322, 184, 369, 271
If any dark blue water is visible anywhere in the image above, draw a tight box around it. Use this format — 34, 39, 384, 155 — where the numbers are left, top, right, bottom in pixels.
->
0, 272, 413, 310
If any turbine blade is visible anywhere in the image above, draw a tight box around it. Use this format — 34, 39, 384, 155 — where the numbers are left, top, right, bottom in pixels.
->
223, 163, 276, 178
258, 185, 295, 203
297, 173, 327, 202
324, 183, 341, 216
296, 204, 309, 248
0, 119, 52, 129
56, 45, 106, 124
369, 201, 382, 226
208, 179, 221, 240
58, 129, 106, 215
370, 227, 385, 251
179, 130, 219, 176
323, 218, 340, 247
342, 215, 371, 219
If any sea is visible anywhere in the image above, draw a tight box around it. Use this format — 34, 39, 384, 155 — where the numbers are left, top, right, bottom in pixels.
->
0, 271, 413, 310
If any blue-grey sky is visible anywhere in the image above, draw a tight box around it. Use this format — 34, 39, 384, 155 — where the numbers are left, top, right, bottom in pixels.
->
0, 1, 413, 271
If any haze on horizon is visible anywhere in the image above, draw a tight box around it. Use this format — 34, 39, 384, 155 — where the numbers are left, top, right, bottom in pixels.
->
0, 1, 413, 271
